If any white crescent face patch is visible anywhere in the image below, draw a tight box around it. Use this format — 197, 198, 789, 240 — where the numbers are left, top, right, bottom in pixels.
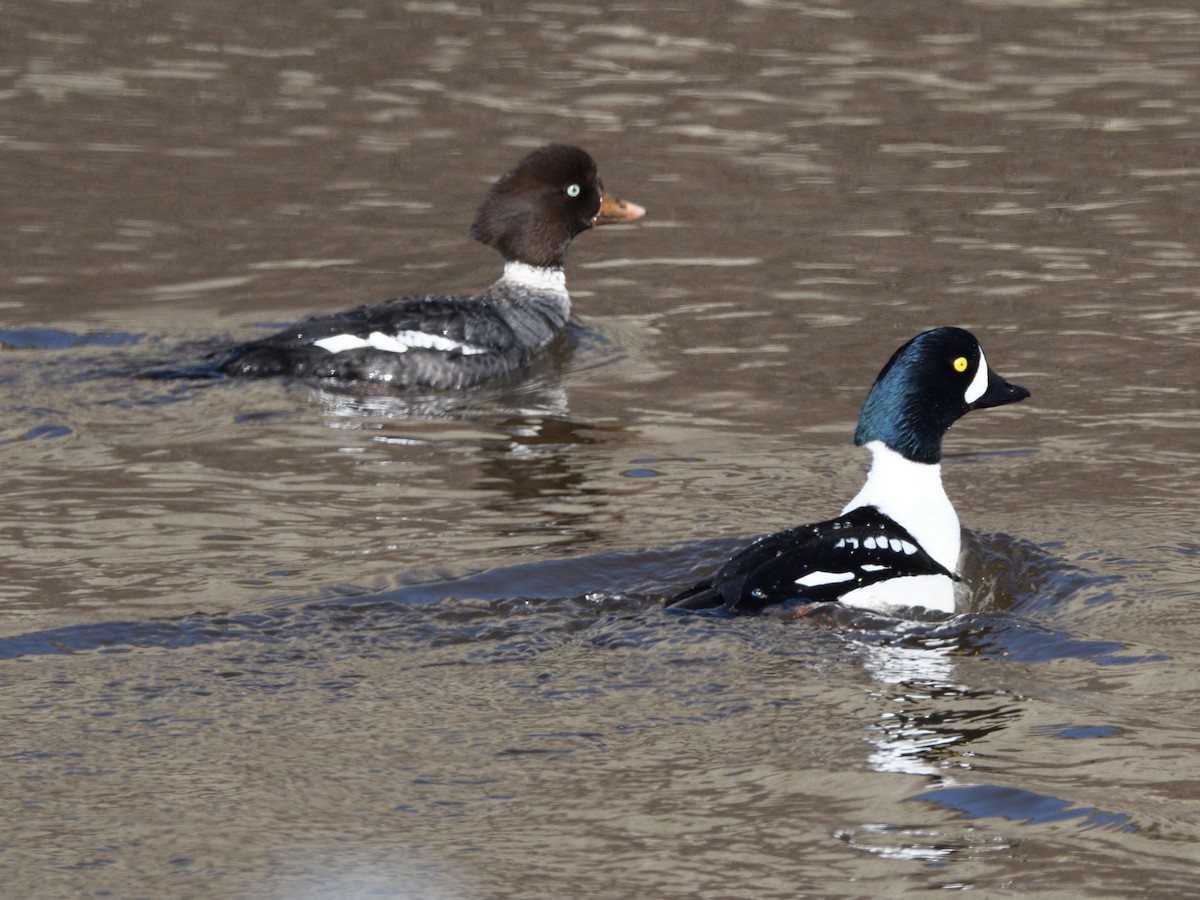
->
313, 330, 487, 355
964, 348, 990, 405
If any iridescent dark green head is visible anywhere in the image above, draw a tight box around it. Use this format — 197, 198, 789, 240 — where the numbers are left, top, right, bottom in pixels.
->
853, 327, 1030, 464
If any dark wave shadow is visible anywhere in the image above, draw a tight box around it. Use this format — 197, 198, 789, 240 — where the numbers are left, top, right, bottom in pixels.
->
0, 533, 1154, 669
915, 783, 1136, 832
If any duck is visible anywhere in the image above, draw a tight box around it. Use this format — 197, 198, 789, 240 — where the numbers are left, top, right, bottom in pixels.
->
668, 327, 1030, 615
216, 144, 645, 389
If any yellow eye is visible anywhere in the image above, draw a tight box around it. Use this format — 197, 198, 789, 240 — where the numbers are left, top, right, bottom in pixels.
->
953, 356, 969, 373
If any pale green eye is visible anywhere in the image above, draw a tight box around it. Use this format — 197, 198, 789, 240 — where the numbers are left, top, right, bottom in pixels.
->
566, 183, 581, 198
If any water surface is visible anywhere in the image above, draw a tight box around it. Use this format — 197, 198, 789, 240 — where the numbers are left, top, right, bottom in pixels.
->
3, 0, 1200, 896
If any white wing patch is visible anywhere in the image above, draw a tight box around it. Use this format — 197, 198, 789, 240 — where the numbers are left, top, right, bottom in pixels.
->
795, 570, 856, 588
313, 330, 487, 356
392, 330, 487, 354
312, 333, 371, 354
837, 533, 918, 555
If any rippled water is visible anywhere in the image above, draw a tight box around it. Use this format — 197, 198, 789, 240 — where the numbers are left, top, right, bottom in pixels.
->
3, 0, 1200, 896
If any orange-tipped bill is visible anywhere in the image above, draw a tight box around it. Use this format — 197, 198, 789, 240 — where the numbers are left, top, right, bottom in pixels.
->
593, 191, 646, 226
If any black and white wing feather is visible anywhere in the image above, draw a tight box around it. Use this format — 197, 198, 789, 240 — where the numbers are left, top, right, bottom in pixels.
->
668, 505, 958, 615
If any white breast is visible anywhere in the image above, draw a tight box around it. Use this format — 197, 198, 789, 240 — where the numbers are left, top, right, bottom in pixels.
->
841, 441, 962, 574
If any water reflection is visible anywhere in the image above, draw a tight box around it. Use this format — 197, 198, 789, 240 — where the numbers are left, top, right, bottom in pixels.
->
859, 639, 1016, 778
834, 603, 1141, 864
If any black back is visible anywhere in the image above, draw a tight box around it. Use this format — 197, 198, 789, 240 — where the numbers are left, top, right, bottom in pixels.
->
668, 506, 958, 615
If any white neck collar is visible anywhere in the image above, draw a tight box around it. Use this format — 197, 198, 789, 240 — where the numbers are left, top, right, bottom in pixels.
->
501, 261, 567, 295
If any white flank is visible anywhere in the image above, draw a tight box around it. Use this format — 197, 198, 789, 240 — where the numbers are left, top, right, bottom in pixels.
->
795, 570, 855, 588
840, 575, 957, 614
502, 260, 568, 295
313, 330, 486, 355
964, 348, 990, 405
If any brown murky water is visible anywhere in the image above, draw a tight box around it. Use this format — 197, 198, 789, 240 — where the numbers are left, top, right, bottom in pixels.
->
3, 0, 1200, 896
